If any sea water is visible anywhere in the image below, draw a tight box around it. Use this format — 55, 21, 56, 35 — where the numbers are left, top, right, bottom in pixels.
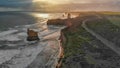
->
0, 12, 65, 68
0, 12, 64, 46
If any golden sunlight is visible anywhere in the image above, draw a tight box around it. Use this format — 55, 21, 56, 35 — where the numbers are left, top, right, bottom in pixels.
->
35, 14, 49, 18
31, 13, 49, 18
32, 0, 70, 4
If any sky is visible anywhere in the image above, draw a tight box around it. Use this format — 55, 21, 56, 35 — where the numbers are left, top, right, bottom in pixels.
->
0, 0, 120, 11
32, 0, 120, 4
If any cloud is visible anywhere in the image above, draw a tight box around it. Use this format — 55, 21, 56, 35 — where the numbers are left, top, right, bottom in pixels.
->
0, 0, 32, 9
70, 0, 120, 3
0, 0, 120, 11
0, 7, 23, 11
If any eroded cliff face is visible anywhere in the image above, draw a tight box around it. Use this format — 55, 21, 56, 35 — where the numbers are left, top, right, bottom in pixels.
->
27, 29, 39, 41
47, 19, 67, 25
47, 15, 84, 68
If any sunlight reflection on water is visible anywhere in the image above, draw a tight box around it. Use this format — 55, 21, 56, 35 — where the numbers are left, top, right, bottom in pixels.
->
31, 13, 49, 18
29, 13, 49, 30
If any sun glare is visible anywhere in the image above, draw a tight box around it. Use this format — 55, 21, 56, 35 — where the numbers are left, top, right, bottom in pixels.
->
32, 0, 70, 4
32, 0, 56, 4
35, 14, 49, 18
31, 13, 49, 18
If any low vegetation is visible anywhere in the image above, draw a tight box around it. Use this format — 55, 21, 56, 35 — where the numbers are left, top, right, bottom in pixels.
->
47, 12, 120, 68
61, 25, 120, 68
86, 16, 120, 47
107, 16, 120, 27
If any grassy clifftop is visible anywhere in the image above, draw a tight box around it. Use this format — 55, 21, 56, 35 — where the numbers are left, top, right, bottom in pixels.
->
61, 25, 120, 68
60, 14, 120, 68
86, 16, 120, 47
47, 13, 120, 68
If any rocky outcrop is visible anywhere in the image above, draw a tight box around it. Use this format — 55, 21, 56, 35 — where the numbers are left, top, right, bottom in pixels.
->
47, 19, 67, 25
27, 29, 39, 41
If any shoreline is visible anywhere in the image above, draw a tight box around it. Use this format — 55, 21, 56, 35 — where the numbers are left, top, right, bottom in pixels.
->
47, 12, 120, 68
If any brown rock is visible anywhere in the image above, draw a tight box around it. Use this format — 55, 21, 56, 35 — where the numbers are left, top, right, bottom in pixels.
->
27, 29, 39, 41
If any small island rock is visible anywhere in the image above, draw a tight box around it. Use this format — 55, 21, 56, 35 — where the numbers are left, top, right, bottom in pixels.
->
27, 29, 39, 41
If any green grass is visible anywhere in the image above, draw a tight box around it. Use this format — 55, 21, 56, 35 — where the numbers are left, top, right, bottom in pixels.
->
63, 32, 85, 58
86, 17, 120, 47
61, 26, 100, 68
107, 17, 120, 27
85, 54, 96, 64
61, 14, 120, 68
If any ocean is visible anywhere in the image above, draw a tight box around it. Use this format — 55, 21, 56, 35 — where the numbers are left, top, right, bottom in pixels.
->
0, 11, 65, 68
0, 12, 64, 46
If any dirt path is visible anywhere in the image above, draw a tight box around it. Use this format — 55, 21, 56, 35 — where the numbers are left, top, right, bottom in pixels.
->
82, 17, 120, 56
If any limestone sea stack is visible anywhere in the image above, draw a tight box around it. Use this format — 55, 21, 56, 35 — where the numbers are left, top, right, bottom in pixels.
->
27, 29, 40, 41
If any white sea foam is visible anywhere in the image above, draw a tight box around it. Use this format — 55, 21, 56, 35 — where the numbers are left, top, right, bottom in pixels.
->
0, 50, 20, 64
5, 30, 61, 68
0, 17, 65, 67
0, 35, 21, 41
7, 44, 18, 47
0, 30, 18, 37
17, 32, 27, 36
8, 42, 47, 68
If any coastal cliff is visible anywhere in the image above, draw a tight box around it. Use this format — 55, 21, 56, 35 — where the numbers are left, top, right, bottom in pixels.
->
47, 16, 84, 68
47, 19, 67, 25
47, 13, 120, 68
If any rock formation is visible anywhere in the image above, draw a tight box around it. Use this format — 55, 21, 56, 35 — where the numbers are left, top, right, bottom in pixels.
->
27, 29, 39, 41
